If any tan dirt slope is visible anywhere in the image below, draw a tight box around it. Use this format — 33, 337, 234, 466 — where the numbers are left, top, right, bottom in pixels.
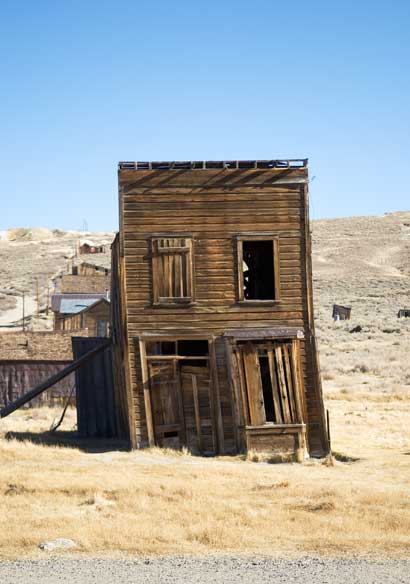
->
0, 228, 114, 326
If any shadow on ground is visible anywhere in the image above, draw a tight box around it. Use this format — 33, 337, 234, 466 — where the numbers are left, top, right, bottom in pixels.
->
5, 430, 129, 453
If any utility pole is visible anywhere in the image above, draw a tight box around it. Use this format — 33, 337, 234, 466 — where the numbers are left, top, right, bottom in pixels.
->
22, 291, 25, 332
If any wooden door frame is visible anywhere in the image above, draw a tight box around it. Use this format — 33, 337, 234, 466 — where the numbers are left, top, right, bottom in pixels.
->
226, 335, 306, 451
137, 333, 223, 453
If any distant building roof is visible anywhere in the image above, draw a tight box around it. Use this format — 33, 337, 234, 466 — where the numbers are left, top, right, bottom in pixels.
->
51, 293, 106, 313
70, 297, 110, 316
60, 298, 103, 314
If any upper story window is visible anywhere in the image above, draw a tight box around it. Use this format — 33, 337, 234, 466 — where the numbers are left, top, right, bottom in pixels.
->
151, 237, 194, 306
236, 235, 280, 303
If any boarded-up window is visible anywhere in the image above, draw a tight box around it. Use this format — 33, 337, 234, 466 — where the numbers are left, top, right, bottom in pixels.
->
236, 235, 280, 302
151, 237, 193, 305
236, 341, 303, 426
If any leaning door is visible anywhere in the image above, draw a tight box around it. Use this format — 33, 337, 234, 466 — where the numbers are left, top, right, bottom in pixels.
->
240, 343, 266, 426
236, 340, 304, 426
148, 360, 185, 448
180, 365, 216, 454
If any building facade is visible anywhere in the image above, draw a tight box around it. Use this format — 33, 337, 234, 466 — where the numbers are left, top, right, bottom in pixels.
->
111, 160, 329, 459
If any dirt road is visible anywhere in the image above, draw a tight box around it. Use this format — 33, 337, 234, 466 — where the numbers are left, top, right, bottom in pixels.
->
0, 557, 409, 584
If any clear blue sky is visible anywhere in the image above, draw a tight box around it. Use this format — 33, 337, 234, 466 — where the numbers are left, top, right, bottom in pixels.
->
1, 0, 409, 230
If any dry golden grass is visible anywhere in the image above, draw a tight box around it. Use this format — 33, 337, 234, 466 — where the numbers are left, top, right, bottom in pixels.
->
1, 400, 410, 560
1, 213, 409, 559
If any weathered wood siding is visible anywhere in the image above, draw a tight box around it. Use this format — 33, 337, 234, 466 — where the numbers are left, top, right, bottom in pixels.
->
0, 361, 74, 408
110, 234, 134, 445
118, 167, 328, 455
61, 275, 110, 294
73, 337, 121, 439
61, 301, 110, 336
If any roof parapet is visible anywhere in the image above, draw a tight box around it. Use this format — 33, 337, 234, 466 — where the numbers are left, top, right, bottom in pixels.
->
118, 159, 307, 171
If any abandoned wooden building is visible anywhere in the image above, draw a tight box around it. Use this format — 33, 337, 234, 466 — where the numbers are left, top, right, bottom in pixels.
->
111, 159, 329, 459
0, 331, 87, 408
60, 273, 111, 294
51, 293, 108, 331
60, 298, 110, 337
71, 260, 111, 277
332, 304, 351, 321
398, 309, 410, 318
79, 240, 106, 255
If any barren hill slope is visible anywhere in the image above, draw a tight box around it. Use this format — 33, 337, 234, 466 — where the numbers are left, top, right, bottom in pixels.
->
0, 228, 114, 325
312, 211, 410, 320
312, 211, 410, 400
0, 214, 409, 397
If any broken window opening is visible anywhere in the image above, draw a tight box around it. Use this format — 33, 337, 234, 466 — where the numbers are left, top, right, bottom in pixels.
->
177, 339, 209, 356
242, 240, 275, 300
145, 339, 209, 358
236, 236, 280, 302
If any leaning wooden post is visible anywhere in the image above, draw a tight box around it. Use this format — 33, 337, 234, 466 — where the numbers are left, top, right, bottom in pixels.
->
139, 339, 155, 447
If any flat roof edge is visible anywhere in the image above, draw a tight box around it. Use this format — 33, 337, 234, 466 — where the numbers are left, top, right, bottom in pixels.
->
118, 159, 308, 171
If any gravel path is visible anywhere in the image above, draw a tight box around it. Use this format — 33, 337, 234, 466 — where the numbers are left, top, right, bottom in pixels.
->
0, 557, 409, 584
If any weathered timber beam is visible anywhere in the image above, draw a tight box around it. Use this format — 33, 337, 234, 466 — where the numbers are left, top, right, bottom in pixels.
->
0, 338, 112, 419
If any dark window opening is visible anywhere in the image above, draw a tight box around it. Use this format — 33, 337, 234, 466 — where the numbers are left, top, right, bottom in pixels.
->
242, 240, 275, 300
164, 431, 178, 438
259, 356, 275, 422
178, 339, 209, 356
72, 266, 78, 275
145, 339, 209, 358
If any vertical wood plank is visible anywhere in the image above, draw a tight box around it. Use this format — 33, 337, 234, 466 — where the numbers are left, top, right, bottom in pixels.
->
283, 343, 297, 423
168, 239, 175, 297
151, 239, 159, 304
191, 373, 202, 452
174, 241, 182, 298
266, 342, 283, 423
241, 343, 266, 426
139, 339, 155, 446
224, 339, 241, 451
174, 359, 187, 447
291, 339, 304, 423
209, 338, 224, 454
235, 349, 251, 426
186, 238, 193, 299
274, 343, 291, 423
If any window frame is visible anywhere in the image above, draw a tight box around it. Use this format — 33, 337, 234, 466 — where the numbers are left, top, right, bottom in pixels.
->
236, 234, 281, 304
151, 235, 195, 307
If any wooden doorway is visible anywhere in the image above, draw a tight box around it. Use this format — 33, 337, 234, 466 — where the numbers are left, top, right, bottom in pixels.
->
148, 359, 184, 449
234, 340, 304, 427
180, 364, 216, 454
143, 338, 217, 454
